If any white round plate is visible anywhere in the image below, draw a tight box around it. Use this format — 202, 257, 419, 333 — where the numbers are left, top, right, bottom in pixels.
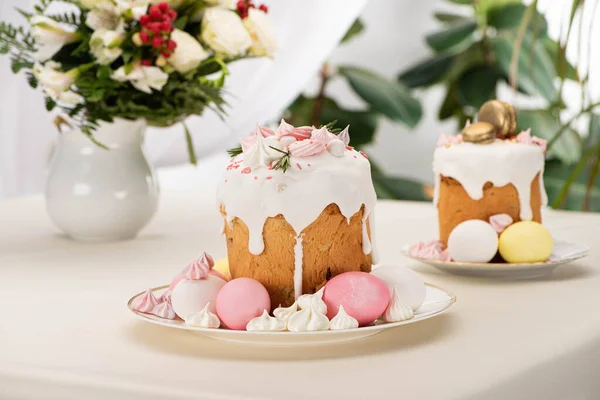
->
128, 283, 455, 346
402, 239, 589, 279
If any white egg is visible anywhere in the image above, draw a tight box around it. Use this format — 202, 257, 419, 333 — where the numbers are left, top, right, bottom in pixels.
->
370, 265, 426, 311
448, 220, 498, 263
327, 139, 346, 157
170, 276, 226, 319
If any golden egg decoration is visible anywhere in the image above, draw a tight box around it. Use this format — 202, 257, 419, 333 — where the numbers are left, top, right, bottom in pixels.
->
461, 121, 496, 144
477, 100, 517, 138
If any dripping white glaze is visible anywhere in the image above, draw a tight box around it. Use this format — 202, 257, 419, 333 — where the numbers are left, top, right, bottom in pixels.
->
293, 235, 304, 300
433, 140, 547, 220
361, 216, 372, 256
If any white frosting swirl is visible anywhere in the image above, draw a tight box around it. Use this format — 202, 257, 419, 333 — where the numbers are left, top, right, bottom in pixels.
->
287, 303, 330, 332
273, 302, 298, 322
184, 303, 221, 328
329, 305, 359, 330
383, 286, 414, 323
243, 125, 285, 169
246, 310, 287, 331
297, 287, 327, 314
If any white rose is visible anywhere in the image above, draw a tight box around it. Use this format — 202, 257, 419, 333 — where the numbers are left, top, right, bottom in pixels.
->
168, 29, 209, 73
30, 16, 80, 61
244, 8, 277, 58
200, 7, 251, 57
111, 64, 169, 93
33, 62, 83, 104
114, 0, 151, 20
86, 2, 122, 31
90, 30, 123, 65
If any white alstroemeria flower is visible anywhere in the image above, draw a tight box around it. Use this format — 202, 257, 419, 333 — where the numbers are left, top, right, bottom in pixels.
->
111, 64, 169, 93
243, 8, 277, 58
168, 29, 209, 73
200, 7, 251, 57
86, 2, 122, 31
114, 0, 151, 20
30, 16, 80, 62
90, 30, 123, 65
33, 62, 84, 104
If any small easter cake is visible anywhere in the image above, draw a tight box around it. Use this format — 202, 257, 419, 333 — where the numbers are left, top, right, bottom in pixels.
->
217, 121, 377, 307
433, 100, 548, 247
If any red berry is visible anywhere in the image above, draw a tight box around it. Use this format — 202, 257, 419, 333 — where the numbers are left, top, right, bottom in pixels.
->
140, 15, 151, 26
259, 4, 268, 12
167, 10, 177, 20
139, 30, 150, 43
141, 59, 152, 66
158, 2, 169, 12
161, 21, 172, 32
166, 39, 177, 51
150, 22, 162, 34
238, 3, 248, 13
152, 36, 164, 48
237, 0, 245, 6
240, 10, 248, 18
149, 5, 162, 19
161, 50, 172, 58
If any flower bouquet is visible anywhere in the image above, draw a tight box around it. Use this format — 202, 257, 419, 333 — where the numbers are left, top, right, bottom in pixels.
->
0, 0, 276, 161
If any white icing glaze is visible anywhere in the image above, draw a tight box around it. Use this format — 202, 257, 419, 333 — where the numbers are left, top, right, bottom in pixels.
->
246, 310, 287, 331
184, 303, 221, 328
433, 140, 547, 220
383, 286, 414, 323
287, 303, 330, 332
296, 287, 327, 314
329, 305, 359, 330
273, 302, 298, 322
361, 215, 372, 255
293, 235, 304, 300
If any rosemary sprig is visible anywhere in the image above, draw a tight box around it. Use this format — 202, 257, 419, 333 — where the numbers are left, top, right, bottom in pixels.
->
227, 146, 243, 157
321, 119, 342, 133
269, 146, 292, 173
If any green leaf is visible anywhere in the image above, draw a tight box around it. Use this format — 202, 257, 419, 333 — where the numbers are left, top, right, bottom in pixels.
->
397, 53, 455, 88
444, 42, 486, 82
97, 65, 111, 80
341, 19, 364, 44
491, 32, 557, 102
425, 20, 477, 53
456, 66, 498, 109
517, 109, 581, 164
45, 97, 56, 111
183, 122, 197, 165
544, 159, 600, 212
486, 3, 548, 36
175, 16, 188, 30
434, 12, 468, 24
338, 66, 423, 128
447, 0, 473, 4
370, 161, 429, 201
543, 37, 578, 81
26, 72, 37, 88
438, 85, 461, 120
586, 114, 600, 150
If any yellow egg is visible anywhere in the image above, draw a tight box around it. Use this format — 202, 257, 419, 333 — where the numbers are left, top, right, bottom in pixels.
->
498, 221, 553, 263
213, 258, 231, 281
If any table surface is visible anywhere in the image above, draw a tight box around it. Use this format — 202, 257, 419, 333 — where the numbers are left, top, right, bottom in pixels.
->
1, 191, 599, 400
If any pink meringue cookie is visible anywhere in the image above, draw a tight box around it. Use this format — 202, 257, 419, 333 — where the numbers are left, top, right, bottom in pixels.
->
489, 213, 514, 234
182, 252, 214, 280
408, 240, 448, 261
151, 300, 177, 320
288, 139, 326, 157
158, 289, 172, 303
275, 119, 312, 140
131, 289, 160, 313
436, 133, 463, 147
240, 124, 275, 151
311, 126, 337, 144
516, 129, 547, 153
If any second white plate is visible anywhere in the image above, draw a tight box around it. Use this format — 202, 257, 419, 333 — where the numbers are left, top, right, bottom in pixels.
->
402, 239, 589, 279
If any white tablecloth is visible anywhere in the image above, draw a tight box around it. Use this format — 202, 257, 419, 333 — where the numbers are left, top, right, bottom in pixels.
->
0, 191, 599, 400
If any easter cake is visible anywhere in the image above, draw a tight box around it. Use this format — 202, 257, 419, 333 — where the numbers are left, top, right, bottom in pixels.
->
216, 120, 377, 308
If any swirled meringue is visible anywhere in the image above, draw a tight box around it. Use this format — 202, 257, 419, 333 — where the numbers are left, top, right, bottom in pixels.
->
184, 303, 221, 328
240, 124, 275, 151
409, 240, 450, 261
288, 139, 326, 158
337, 125, 350, 145
131, 289, 159, 313
246, 310, 287, 331
244, 124, 285, 169
151, 300, 176, 320
275, 119, 312, 140
489, 213, 513, 234
297, 287, 327, 314
182, 252, 214, 280
329, 305, 359, 330
287, 303, 330, 332
383, 286, 414, 323
273, 302, 298, 322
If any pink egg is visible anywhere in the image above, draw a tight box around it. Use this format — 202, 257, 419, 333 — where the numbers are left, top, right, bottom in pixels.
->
323, 272, 390, 326
216, 278, 271, 330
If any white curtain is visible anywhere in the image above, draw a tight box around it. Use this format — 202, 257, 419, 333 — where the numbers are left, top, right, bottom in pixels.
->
0, 0, 368, 199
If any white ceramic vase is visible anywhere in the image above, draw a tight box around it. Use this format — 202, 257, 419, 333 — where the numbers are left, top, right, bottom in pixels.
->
46, 118, 159, 242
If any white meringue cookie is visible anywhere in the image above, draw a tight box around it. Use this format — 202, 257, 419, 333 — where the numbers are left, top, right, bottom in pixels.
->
383, 286, 414, 323
246, 310, 287, 332
297, 287, 327, 314
273, 302, 298, 322
287, 303, 330, 332
184, 303, 221, 328
327, 138, 346, 157
329, 305, 359, 330
279, 136, 297, 148
338, 125, 350, 145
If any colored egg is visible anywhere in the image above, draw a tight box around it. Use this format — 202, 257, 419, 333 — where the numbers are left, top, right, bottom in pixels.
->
322, 272, 390, 327
499, 221, 553, 263
213, 258, 231, 281
448, 220, 498, 263
370, 265, 426, 311
170, 276, 226, 319
216, 278, 271, 330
